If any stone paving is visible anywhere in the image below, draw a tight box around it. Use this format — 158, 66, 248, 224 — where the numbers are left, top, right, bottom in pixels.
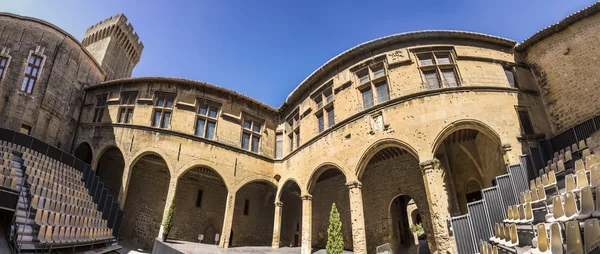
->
116, 239, 354, 254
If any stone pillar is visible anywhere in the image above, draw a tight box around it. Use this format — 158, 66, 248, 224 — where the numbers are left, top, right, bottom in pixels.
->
301, 194, 312, 254
272, 201, 283, 248
346, 180, 367, 254
419, 159, 455, 254
158, 179, 178, 238
219, 191, 236, 248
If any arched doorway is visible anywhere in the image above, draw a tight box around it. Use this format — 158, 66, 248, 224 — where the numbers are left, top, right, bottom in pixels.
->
121, 153, 171, 250
74, 142, 92, 164
390, 195, 423, 251
433, 124, 505, 215
279, 180, 302, 247
170, 166, 228, 244
358, 142, 432, 253
230, 180, 277, 247
95, 147, 125, 199
307, 166, 352, 250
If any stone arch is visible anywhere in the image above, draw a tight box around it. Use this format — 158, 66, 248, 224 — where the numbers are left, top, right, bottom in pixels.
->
306, 162, 347, 194
355, 138, 420, 181
121, 150, 172, 250
176, 161, 232, 192
276, 178, 303, 201
230, 178, 278, 247
94, 145, 126, 200
432, 119, 506, 215
128, 148, 177, 177
171, 165, 229, 244
232, 175, 278, 193
431, 119, 502, 154
387, 194, 423, 251
91, 141, 121, 171
73, 142, 93, 165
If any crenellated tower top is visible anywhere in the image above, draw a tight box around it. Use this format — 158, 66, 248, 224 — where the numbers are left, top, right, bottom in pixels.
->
82, 14, 144, 80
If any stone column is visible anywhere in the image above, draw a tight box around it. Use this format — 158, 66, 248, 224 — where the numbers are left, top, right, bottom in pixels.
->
301, 194, 312, 254
272, 201, 283, 248
219, 191, 236, 248
419, 159, 455, 254
346, 180, 367, 254
158, 179, 178, 238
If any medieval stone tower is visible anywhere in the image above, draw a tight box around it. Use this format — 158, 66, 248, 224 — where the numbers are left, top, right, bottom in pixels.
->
82, 14, 144, 80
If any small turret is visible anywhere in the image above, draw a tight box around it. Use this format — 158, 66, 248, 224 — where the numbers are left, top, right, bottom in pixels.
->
82, 14, 144, 80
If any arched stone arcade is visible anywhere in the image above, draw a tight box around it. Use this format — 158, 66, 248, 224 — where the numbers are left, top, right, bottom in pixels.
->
120, 152, 171, 250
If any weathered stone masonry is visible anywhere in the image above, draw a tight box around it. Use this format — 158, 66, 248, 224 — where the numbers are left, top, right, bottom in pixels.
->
4, 3, 600, 253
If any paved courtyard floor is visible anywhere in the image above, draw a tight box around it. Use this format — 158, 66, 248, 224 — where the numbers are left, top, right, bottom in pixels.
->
116, 240, 353, 254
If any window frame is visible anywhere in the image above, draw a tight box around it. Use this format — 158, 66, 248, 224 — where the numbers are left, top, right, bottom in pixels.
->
21, 53, 45, 94
515, 107, 535, 135
0, 55, 10, 80
195, 99, 221, 140
286, 111, 301, 152
117, 92, 137, 124
275, 132, 283, 159
152, 93, 176, 129
355, 61, 390, 109
504, 67, 518, 88
241, 116, 263, 153
195, 189, 203, 208
92, 93, 108, 123
415, 49, 460, 90
312, 85, 335, 133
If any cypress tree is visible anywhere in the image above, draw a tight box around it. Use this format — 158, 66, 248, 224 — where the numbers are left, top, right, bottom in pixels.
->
326, 203, 344, 254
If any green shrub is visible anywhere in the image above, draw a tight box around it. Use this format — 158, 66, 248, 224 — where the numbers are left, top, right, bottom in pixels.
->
162, 201, 175, 235
326, 203, 344, 254
410, 223, 425, 237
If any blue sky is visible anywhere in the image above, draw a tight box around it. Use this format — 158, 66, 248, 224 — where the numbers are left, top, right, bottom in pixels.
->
5, 0, 596, 107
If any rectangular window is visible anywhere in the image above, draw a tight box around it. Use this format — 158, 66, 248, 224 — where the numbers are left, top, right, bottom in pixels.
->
295, 129, 300, 148
21, 54, 43, 94
241, 118, 262, 153
375, 81, 389, 104
317, 113, 324, 133
288, 133, 294, 152
196, 190, 203, 208
93, 94, 108, 123
517, 109, 535, 135
372, 66, 386, 79
118, 92, 137, 124
195, 101, 220, 139
152, 94, 175, 129
504, 68, 516, 88
326, 107, 335, 128
287, 112, 301, 151
417, 50, 460, 89
358, 71, 370, 85
361, 87, 374, 108
0, 56, 8, 78
243, 199, 250, 215
441, 69, 458, 87
423, 70, 440, 90
275, 133, 283, 159
20, 124, 31, 135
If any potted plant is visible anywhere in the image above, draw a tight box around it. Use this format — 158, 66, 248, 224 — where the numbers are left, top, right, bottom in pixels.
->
162, 201, 175, 242
410, 223, 426, 240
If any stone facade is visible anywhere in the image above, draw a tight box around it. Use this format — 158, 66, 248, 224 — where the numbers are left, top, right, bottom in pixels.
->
0, 13, 105, 150
519, 4, 600, 134
2, 3, 600, 253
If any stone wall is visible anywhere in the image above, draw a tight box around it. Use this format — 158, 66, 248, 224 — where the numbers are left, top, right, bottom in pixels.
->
170, 170, 227, 244
524, 12, 600, 134
311, 173, 353, 250
280, 194, 302, 247
231, 183, 276, 246
121, 158, 170, 250
0, 13, 105, 150
95, 147, 126, 199
361, 153, 430, 253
